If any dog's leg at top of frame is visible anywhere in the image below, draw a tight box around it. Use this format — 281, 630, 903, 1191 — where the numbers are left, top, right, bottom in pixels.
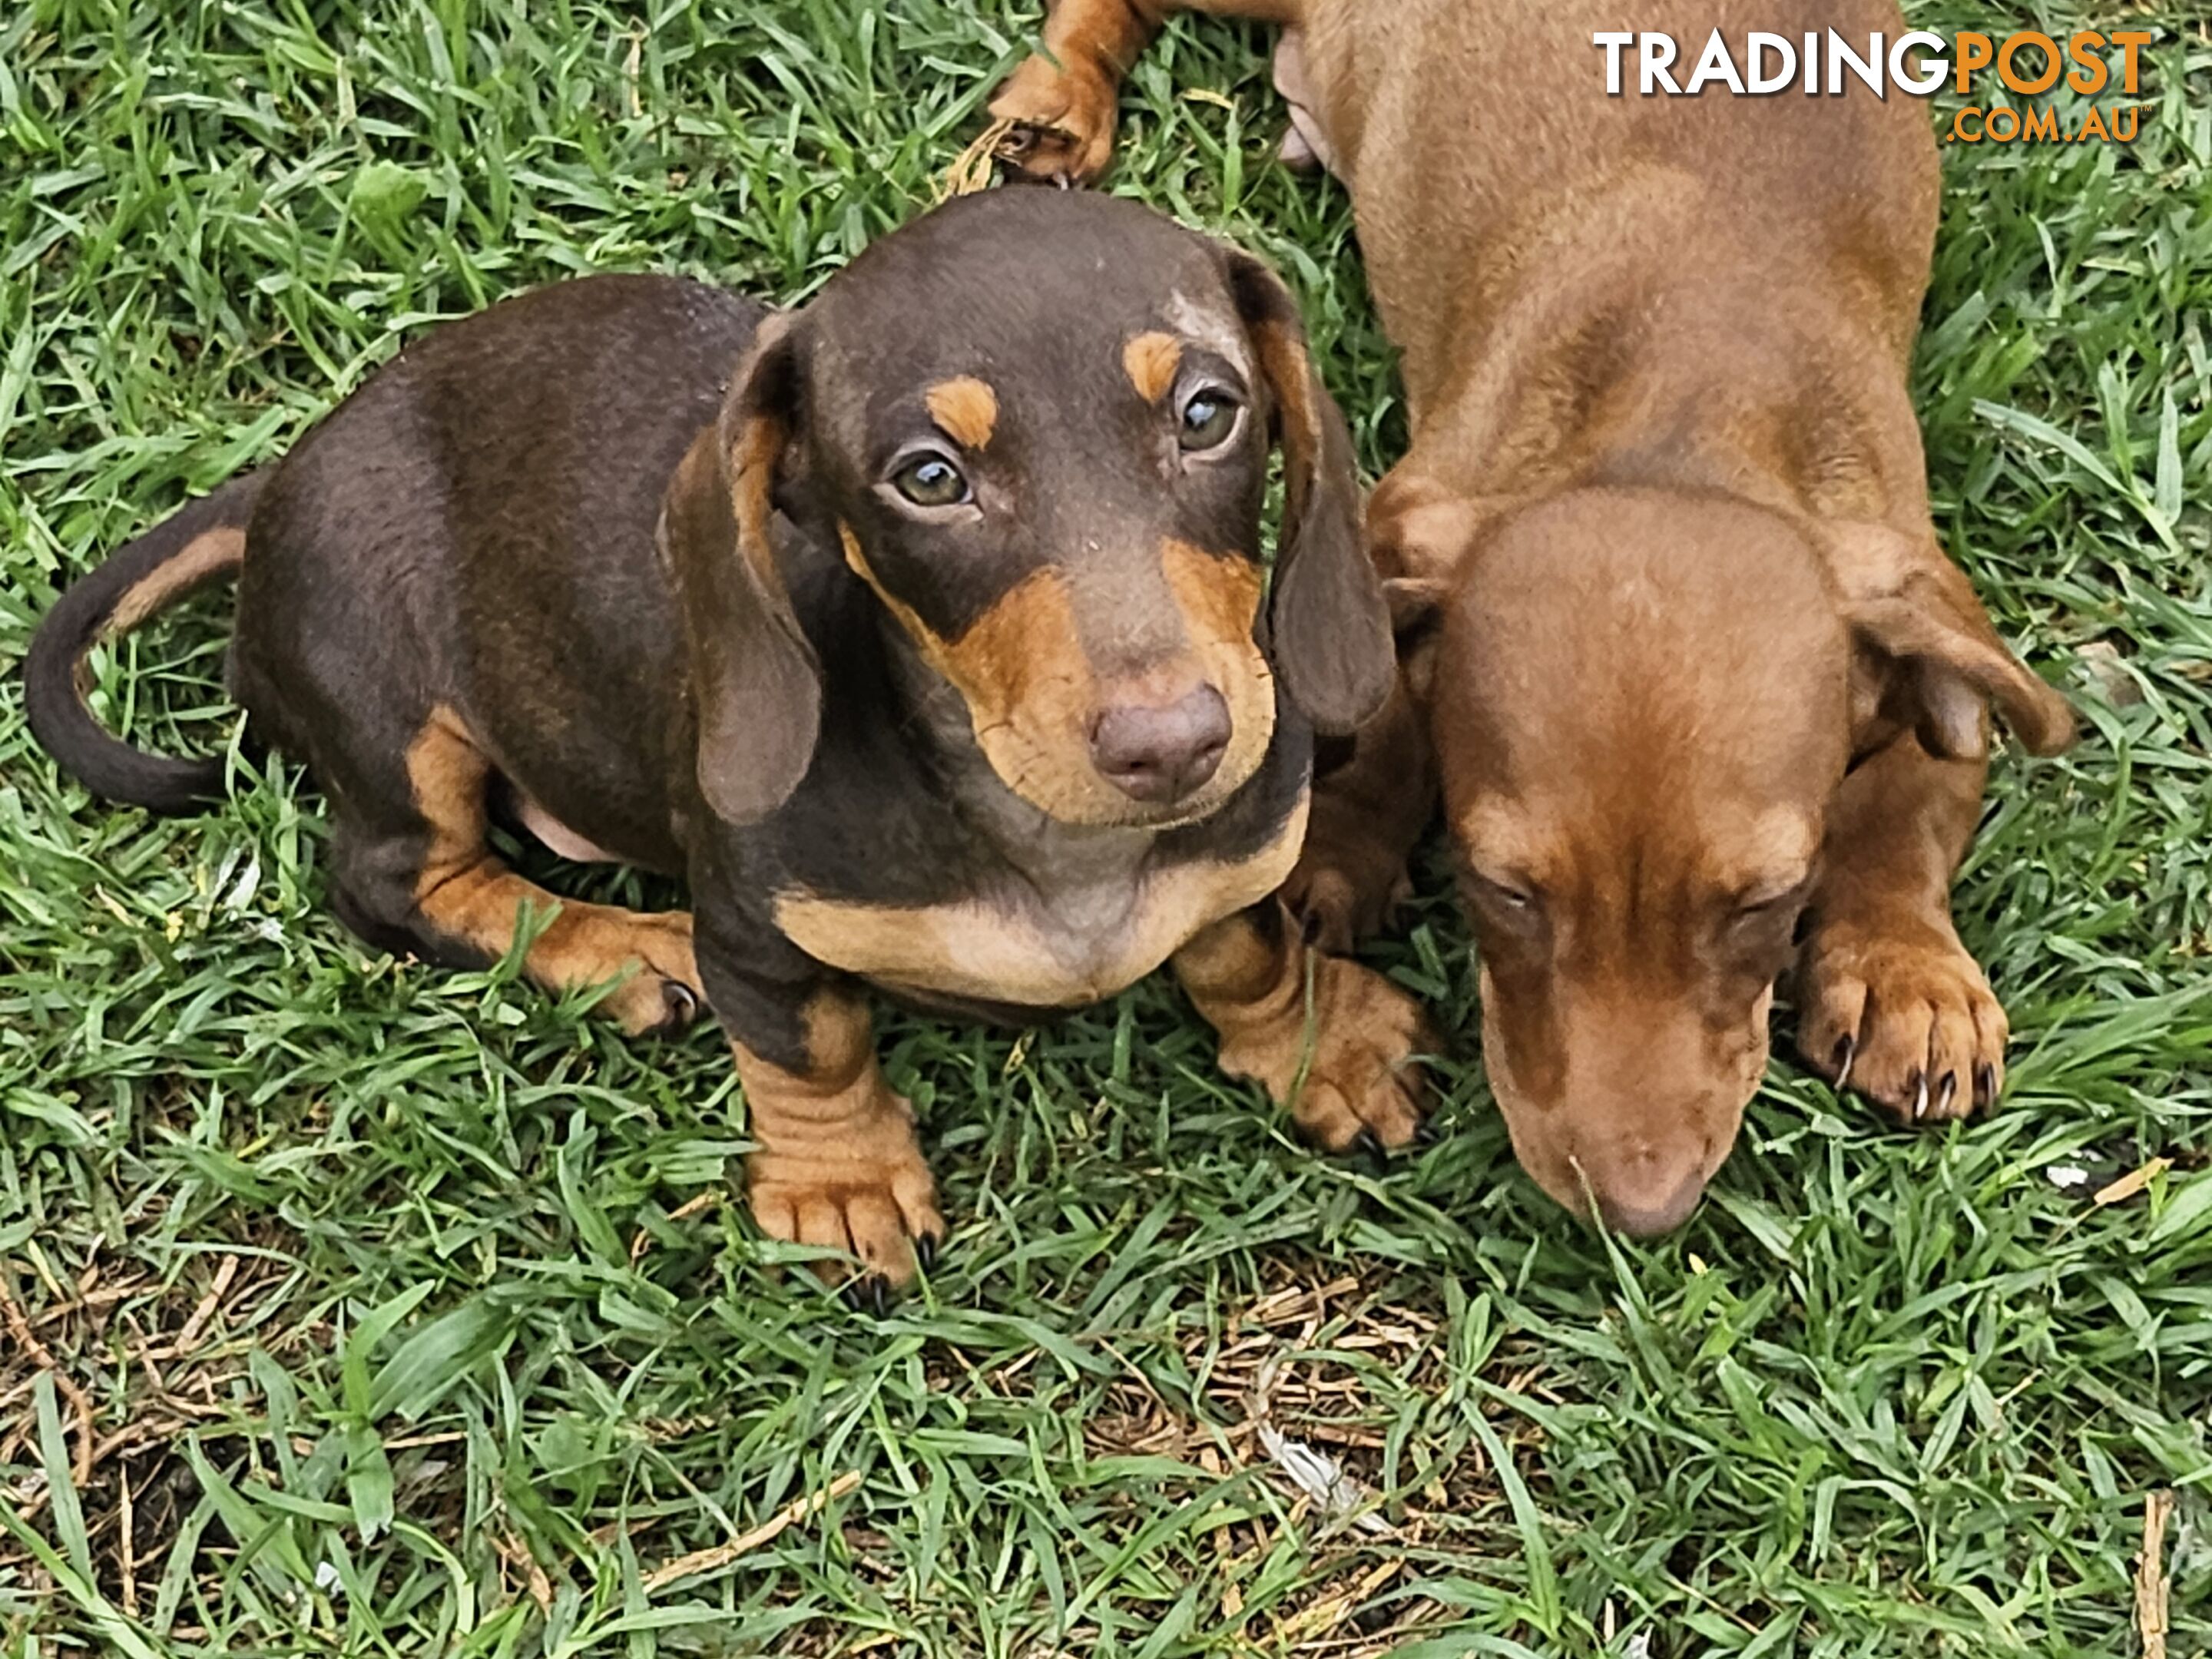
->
992, 0, 1306, 186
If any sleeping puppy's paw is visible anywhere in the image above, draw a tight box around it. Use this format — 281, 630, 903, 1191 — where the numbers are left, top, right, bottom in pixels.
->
584, 912, 705, 1038
747, 1105, 947, 1296
1796, 919, 2008, 1124
989, 54, 1119, 185
1280, 842, 1412, 955
1222, 957, 1435, 1154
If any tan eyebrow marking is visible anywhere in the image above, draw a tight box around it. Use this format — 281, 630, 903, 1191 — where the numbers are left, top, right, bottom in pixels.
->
1123, 332, 1184, 404
924, 377, 998, 451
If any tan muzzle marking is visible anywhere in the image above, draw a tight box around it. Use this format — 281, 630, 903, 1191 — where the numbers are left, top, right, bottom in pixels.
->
841, 522, 1118, 821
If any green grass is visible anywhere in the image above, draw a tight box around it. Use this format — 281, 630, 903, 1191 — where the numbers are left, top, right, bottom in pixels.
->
2, 2, 2208, 1654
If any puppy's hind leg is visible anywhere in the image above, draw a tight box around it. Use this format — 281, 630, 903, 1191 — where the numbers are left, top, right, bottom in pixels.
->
331, 704, 702, 1037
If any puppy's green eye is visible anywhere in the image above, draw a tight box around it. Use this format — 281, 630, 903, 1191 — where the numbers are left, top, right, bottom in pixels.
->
892, 455, 970, 508
1179, 389, 1240, 452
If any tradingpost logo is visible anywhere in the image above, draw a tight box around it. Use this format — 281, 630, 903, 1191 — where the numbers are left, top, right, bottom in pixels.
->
1594, 28, 2156, 145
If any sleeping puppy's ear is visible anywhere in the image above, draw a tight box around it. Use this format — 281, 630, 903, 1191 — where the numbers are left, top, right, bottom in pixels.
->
661, 315, 825, 824
1223, 250, 1394, 735
1819, 522, 2076, 760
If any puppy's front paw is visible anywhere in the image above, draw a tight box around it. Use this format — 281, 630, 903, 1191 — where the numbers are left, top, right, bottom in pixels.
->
1280, 841, 1411, 955
747, 1099, 946, 1297
1222, 957, 1435, 1154
1796, 919, 2008, 1124
989, 54, 1119, 185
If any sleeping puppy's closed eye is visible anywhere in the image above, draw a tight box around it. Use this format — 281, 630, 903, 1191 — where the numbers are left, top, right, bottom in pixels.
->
1394, 488, 2070, 1235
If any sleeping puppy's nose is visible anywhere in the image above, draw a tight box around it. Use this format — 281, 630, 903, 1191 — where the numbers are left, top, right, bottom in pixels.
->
1598, 1178, 1704, 1240
1591, 1152, 1710, 1238
1090, 685, 1231, 804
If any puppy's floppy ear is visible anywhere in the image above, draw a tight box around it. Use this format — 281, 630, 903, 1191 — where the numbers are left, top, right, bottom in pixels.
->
1224, 249, 1393, 735
1819, 522, 2076, 760
662, 315, 824, 825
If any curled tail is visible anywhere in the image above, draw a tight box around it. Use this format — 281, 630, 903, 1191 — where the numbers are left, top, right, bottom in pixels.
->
22, 470, 266, 812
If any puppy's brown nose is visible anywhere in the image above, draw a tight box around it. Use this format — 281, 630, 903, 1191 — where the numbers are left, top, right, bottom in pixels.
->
1089, 685, 1231, 804
1591, 1152, 1710, 1239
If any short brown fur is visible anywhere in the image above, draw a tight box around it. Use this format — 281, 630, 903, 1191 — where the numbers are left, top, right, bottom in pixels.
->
773, 793, 1308, 1008
110, 528, 244, 634
1161, 538, 1274, 789
29, 200, 1410, 1307
842, 525, 1118, 821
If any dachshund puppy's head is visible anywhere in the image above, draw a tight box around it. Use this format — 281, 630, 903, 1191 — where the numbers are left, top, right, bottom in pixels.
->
1379, 485, 2074, 1237
668, 189, 1392, 830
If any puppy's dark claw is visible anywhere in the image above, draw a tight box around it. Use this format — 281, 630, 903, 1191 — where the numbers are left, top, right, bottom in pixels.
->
1936, 1071, 1959, 1118
845, 1275, 892, 1317
1975, 1062, 1998, 1111
1413, 1120, 1441, 1150
916, 1232, 941, 1274
1354, 1128, 1388, 1170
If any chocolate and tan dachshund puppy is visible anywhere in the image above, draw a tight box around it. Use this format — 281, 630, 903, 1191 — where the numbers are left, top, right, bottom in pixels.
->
25, 188, 1433, 1300
994, 1, 2078, 1233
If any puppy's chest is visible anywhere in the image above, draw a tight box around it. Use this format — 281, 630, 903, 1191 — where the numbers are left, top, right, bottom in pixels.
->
773, 796, 1307, 1009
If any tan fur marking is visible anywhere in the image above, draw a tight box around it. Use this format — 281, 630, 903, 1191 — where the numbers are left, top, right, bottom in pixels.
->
925, 377, 998, 452
1160, 538, 1275, 793
1122, 331, 1184, 404
776, 793, 1307, 1008
405, 706, 700, 1035
736, 989, 944, 1286
108, 527, 245, 634
1174, 900, 1433, 1152
843, 522, 1127, 823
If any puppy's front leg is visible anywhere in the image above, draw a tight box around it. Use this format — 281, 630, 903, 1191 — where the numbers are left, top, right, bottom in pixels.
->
705, 942, 945, 1295
1175, 899, 1432, 1154
1282, 676, 1436, 952
1795, 732, 2005, 1123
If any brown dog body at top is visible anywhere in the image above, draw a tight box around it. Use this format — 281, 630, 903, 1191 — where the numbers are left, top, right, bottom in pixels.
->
25, 188, 1427, 1300
995, 1, 2077, 1233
